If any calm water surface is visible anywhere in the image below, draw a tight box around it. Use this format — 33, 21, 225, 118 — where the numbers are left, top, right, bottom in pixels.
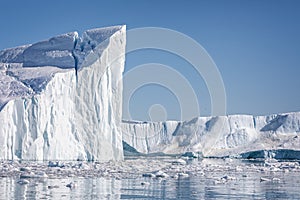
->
0, 158, 299, 199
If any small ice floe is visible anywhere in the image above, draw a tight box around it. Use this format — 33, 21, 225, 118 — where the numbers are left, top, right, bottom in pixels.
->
78, 163, 90, 170
72, 162, 90, 170
182, 152, 202, 159
198, 171, 205, 176
48, 185, 59, 189
20, 172, 36, 179
17, 179, 30, 185
171, 174, 179, 179
66, 182, 76, 189
141, 182, 150, 186
214, 180, 225, 184
260, 177, 271, 182
154, 170, 169, 178
224, 158, 233, 163
20, 171, 48, 179
35, 172, 48, 178
20, 167, 31, 172
270, 167, 280, 172
287, 162, 298, 168
235, 166, 243, 172
221, 175, 236, 181
272, 178, 280, 182
172, 159, 187, 165
142, 173, 155, 178
214, 175, 236, 184
48, 161, 65, 168
264, 158, 278, 167
177, 172, 189, 178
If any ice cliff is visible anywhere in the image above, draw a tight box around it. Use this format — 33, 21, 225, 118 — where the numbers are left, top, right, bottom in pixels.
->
1, 25, 299, 161
122, 112, 300, 158
0, 25, 126, 161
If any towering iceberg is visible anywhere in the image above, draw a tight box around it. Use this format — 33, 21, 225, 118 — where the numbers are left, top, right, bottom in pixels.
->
0, 25, 126, 161
122, 112, 300, 158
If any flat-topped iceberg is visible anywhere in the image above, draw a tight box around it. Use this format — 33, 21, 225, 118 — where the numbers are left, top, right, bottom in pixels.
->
122, 112, 300, 158
0, 25, 126, 161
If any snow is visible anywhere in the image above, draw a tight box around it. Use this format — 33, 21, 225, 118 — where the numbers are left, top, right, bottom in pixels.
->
122, 112, 300, 158
0, 25, 126, 161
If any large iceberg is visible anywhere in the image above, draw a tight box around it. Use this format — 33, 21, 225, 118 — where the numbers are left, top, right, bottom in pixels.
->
122, 112, 300, 158
1, 24, 299, 161
0, 25, 126, 161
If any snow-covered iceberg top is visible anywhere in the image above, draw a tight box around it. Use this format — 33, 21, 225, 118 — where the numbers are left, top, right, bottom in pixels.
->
0, 26, 124, 110
0, 25, 126, 161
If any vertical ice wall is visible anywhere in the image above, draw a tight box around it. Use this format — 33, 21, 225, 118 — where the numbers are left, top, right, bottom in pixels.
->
0, 25, 126, 161
74, 26, 125, 161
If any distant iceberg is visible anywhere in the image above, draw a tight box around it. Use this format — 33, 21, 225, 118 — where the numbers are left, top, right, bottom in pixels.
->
122, 112, 300, 159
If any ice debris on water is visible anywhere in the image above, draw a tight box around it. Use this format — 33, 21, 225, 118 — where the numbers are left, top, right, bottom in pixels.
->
48, 185, 59, 189
66, 182, 76, 189
177, 172, 189, 178
260, 177, 271, 182
172, 159, 187, 165
141, 182, 150, 186
20, 171, 48, 179
17, 179, 30, 185
153, 170, 169, 178
48, 161, 65, 168
182, 152, 202, 159
142, 173, 155, 178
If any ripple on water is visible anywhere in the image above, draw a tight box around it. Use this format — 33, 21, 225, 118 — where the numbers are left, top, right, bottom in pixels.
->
0, 158, 299, 199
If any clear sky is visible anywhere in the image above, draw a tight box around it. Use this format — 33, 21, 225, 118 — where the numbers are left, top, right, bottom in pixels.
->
0, 0, 299, 121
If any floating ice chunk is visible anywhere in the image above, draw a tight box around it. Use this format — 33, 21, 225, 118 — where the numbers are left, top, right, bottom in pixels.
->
182, 152, 202, 159
66, 182, 76, 189
172, 159, 187, 165
177, 172, 189, 178
153, 170, 169, 178
20, 167, 31, 172
260, 177, 271, 182
142, 173, 155, 178
48, 185, 59, 189
272, 177, 280, 182
141, 182, 150, 186
17, 179, 30, 185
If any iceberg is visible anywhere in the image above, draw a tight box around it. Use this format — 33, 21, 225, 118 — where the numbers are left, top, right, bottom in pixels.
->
1, 24, 299, 161
0, 25, 126, 161
122, 112, 300, 158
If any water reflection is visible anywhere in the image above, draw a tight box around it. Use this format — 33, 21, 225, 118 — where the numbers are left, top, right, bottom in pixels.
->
0, 161, 300, 199
0, 178, 122, 200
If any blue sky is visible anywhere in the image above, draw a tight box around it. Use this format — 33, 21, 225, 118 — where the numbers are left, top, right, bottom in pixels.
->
0, 0, 300, 121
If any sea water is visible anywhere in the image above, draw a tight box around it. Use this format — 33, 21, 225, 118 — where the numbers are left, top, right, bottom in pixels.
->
0, 157, 299, 199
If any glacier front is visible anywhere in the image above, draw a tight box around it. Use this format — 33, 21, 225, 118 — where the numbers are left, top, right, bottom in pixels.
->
0, 25, 126, 161
122, 112, 300, 158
